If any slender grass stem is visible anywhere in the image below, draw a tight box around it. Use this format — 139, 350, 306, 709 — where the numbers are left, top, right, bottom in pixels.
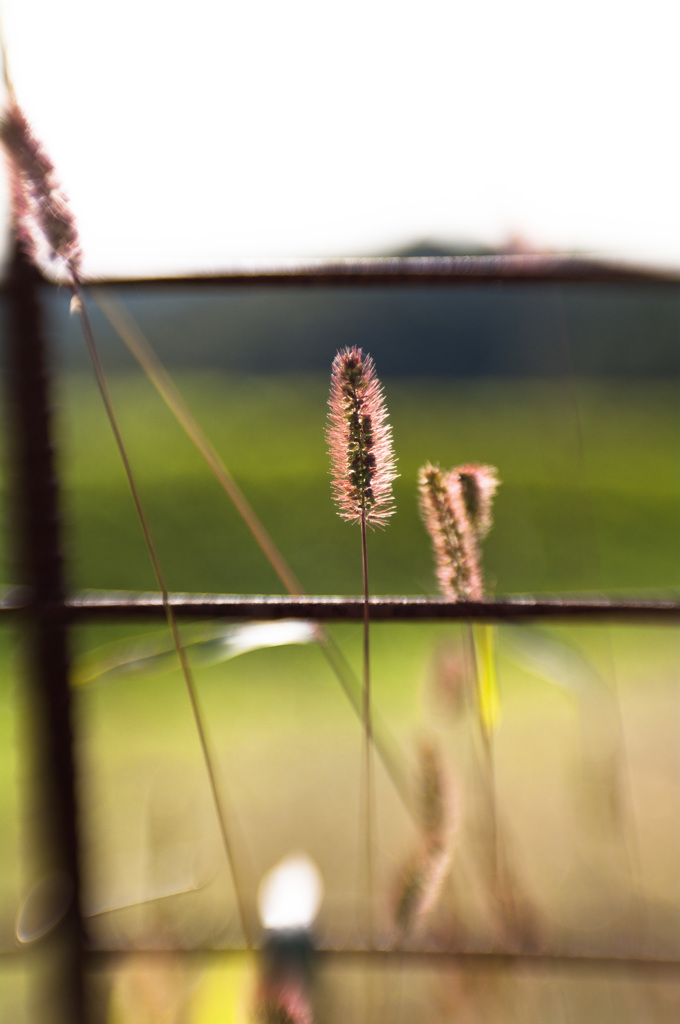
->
361, 510, 375, 945
71, 280, 252, 948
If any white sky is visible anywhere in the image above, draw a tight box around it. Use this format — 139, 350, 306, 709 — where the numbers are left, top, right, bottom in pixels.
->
1, 0, 679, 277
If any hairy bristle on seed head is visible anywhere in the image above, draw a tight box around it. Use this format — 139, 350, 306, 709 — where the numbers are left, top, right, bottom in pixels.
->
0, 98, 81, 275
327, 346, 398, 527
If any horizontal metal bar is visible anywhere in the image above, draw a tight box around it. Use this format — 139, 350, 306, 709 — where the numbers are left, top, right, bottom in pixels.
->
316, 947, 680, 974
1, 944, 676, 974
58, 254, 680, 289
2, 590, 680, 622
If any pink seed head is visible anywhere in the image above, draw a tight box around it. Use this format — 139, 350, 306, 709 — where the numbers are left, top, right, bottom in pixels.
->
418, 462, 480, 600
455, 463, 500, 541
417, 460, 501, 601
0, 98, 81, 276
327, 346, 397, 527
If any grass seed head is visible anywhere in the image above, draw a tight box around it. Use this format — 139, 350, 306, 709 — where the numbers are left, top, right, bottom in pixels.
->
418, 462, 481, 599
418, 739, 452, 844
392, 740, 455, 939
0, 98, 81, 275
455, 463, 500, 541
418, 461, 500, 600
327, 346, 397, 527
392, 840, 452, 939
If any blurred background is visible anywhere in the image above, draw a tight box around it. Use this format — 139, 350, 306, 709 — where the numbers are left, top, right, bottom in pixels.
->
1, 1, 680, 1021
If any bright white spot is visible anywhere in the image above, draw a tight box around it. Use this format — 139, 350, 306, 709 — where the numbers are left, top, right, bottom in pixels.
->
224, 619, 317, 658
257, 852, 323, 930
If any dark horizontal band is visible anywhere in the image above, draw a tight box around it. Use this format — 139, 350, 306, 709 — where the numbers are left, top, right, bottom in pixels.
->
0, 944, 674, 973
2, 589, 680, 622
34, 253, 680, 288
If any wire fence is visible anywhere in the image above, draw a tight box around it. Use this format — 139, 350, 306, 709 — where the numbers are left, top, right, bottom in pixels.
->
4, 245, 680, 1023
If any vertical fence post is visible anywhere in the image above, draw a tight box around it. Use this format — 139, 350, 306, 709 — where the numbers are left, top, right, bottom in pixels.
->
5, 243, 87, 1024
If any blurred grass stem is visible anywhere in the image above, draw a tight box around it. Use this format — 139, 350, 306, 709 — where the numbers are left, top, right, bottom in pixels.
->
92, 291, 303, 596
71, 280, 253, 948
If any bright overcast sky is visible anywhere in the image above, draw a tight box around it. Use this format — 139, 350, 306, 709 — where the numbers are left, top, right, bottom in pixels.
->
1, 0, 679, 277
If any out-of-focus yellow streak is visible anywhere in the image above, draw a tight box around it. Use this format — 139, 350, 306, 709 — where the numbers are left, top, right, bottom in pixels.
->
189, 956, 255, 1024
472, 623, 501, 736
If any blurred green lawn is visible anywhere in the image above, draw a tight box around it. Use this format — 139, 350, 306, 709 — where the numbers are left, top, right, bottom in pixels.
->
2, 370, 680, 1021
40, 371, 680, 597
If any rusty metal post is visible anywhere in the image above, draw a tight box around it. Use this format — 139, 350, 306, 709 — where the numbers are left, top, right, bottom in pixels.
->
4, 242, 87, 1023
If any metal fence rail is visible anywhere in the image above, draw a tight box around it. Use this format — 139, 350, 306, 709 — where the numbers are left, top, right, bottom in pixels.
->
82, 253, 680, 288
4, 245, 680, 1023
3, 590, 680, 622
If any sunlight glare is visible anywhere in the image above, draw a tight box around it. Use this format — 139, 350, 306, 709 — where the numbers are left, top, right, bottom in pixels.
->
257, 853, 323, 931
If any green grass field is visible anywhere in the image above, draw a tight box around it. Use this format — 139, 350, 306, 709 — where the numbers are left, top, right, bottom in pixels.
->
36, 370, 680, 597
2, 370, 680, 1022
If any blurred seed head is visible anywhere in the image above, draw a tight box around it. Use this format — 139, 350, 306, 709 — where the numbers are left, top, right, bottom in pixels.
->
418, 462, 480, 599
456, 464, 500, 542
0, 97, 81, 275
418, 461, 499, 600
417, 739, 453, 844
425, 639, 471, 720
391, 740, 455, 940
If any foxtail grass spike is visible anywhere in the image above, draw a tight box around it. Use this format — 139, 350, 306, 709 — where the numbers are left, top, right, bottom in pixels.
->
393, 844, 452, 938
418, 462, 480, 600
0, 97, 81, 275
418, 461, 499, 601
327, 346, 397, 527
417, 739, 451, 844
392, 741, 454, 939
456, 463, 500, 542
